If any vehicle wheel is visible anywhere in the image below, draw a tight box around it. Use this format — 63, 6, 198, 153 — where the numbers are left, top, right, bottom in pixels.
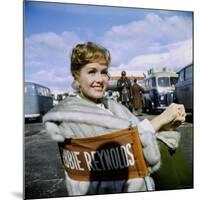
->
142, 103, 146, 113
173, 95, 178, 104
142, 99, 147, 113
148, 101, 155, 114
142, 107, 146, 113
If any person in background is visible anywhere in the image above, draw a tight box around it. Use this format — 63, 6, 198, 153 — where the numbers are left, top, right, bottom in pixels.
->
43, 41, 192, 196
117, 71, 133, 111
132, 79, 144, 116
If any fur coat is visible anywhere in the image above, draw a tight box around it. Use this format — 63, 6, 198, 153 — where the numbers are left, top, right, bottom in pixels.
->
43, 95, 180, 196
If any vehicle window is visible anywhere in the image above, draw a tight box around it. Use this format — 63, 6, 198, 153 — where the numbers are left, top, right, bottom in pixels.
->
25, 84, 36, 95
179, 70, 184, 82
152, 77, 156, 87
158, 77, 170, 87
36, 86, 45, 96
148, 77, 156, 87
47, 89, 50, 96
43, 88, 46, 96
36, 86, 51, 97
145, 80, 149, 88
147, 80, 149, 88
185, 66, 192, 80
149, 78, 151, 87
37, 87, 41, 96
42, 88, 47, 96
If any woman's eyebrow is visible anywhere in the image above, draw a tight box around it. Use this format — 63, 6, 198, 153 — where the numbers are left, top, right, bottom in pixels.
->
85, 66, 108, 71
86, 67, 97, 71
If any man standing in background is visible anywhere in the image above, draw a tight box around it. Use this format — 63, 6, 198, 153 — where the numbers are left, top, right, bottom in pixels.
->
117, 71, 133, 111
132, 79, 144, 115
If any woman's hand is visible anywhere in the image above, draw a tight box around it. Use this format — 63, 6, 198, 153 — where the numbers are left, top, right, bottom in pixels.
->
151, 103, 186, 132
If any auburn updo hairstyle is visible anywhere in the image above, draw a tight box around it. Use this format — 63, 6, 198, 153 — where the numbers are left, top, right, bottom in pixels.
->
70, 42, 111, 77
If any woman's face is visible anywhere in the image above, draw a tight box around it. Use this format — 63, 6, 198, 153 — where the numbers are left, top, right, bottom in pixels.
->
75, 63, 109, 102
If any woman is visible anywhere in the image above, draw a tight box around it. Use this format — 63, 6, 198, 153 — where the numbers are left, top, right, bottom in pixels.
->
43, 42, 188, 196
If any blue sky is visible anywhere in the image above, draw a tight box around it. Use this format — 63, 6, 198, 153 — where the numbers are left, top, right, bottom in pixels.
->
24, 1, 193, 93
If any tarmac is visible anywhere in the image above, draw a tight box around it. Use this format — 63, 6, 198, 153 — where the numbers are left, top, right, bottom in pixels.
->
25, 129, 68, 199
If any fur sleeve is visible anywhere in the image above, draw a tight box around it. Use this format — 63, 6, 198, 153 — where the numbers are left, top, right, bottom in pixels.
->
44, 121, 65, 142
137, 119, 161, 173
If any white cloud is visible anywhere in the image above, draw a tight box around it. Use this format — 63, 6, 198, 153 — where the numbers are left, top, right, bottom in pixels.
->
102, 13, 192, 66
123, 39, 192, 72
25, 31, 81, 91
25, 31, 81, 69
105, 13, 192, 44
26, 31, 80, 50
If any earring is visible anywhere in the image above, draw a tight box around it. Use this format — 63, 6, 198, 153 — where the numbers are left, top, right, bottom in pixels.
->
72, 80, 80, 91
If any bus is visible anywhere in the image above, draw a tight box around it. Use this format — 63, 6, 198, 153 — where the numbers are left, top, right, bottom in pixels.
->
142, 68, 178, 113
174, 64, 193, 115
24, 82, 53, 121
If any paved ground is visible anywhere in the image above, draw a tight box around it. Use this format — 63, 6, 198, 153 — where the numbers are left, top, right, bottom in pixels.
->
25, 125, 68, 199
25, 115, 193, 199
